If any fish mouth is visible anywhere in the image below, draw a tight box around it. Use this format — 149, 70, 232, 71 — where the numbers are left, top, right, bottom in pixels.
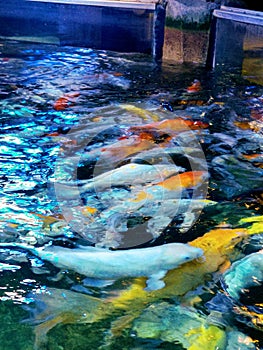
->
195, 255, 206, 263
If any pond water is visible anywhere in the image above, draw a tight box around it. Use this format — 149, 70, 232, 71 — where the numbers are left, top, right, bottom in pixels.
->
0, 40, 262, 350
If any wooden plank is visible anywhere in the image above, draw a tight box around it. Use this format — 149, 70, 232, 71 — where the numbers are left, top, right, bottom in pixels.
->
27, 0, 159, 10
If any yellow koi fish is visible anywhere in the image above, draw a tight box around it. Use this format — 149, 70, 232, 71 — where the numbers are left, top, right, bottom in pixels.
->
119, 104, 160, 122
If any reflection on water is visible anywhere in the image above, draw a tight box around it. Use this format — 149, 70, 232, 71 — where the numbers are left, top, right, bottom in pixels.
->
243, 30, 263, 85
0, 41, 262, 349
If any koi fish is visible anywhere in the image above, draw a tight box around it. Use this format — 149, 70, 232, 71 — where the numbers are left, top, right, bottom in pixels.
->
127, 118, 209, 135
78, 163, 185, 193
119, 104, 160, 122
222, 249, 263, 301
221, 248, 263, 331
95, 198, 216, 248
24, 287, 108, 349
30, 212, 65, 229
109, 226, 255, 310
22, 224, 261, 348
239, 153, 263, 169
83, 172, 208, 248
239, 215, 263, 235
155, 170, 206, 191
234, 120, 262, 133
97, 135, 165, 165
98, 171, 207, 217
83, 226, 257, 337
133, 302, 227, 350
241, 153, 263, 162
70, 134, 161, 169
0, 242, 203, 291
53, 92, 80, 111
187, 79, 202, 93
129, 171, 207, 204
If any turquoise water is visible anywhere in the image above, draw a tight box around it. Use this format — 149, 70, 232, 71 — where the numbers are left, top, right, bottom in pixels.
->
0, 41, 262, 349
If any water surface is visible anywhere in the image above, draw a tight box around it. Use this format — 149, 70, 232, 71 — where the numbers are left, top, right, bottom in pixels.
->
0, 41, 262, 349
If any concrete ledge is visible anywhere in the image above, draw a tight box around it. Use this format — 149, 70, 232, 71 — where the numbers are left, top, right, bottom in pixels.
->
214, 6, 263, 26
27, 0, 159, 10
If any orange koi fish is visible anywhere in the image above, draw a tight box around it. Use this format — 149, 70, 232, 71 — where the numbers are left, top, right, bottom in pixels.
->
242, 153, 263, 162
128, 118, 209, 135
234, 120, 262, 133
99, 135, 165, 162
187, 79, 202, 93
53, 92, 80, 111
155, 170, 206, 191
131, 171, 207, 203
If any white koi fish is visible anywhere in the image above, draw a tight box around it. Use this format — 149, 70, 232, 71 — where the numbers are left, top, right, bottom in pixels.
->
0, 242, 203, 291
79, 163, 184, 192
222, 249, 263, 300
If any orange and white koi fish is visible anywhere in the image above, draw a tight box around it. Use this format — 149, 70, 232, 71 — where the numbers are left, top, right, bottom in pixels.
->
129, 170, 207, 204
98, 134, 167, 164
186, 79, 202, 93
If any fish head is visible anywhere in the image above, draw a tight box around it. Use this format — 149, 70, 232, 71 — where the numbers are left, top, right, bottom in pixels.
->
161, 243, 204, 269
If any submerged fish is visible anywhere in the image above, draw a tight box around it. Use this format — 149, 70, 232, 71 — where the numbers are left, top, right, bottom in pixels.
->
75, 171, 208, 247
91, 171, 208, 241
30, 212, 66, 229
222, 250, 263, 301
87, 226, 260, 337
0, 242, 203, 291
78, 163, 184, 193
127, 118, 209, 135
186, 79, 202, 93
21, 224, 261, 349
133, 301, 256, 350
53, 92, 80, 111
110, 226, 256, 310
221, 249, 263, 331
133, 302, 227, 350
119, 104, 160, 122
94, 135, 161, 166
127, 170, 207, 204
24, 287, 108, 349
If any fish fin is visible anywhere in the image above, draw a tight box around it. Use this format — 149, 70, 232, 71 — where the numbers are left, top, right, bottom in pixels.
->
83, 277, 115, 288
33, 315, 64, 350
145, 270, 167, 291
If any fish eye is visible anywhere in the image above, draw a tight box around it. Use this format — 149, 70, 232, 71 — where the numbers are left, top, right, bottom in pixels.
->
184, 256, 191, 261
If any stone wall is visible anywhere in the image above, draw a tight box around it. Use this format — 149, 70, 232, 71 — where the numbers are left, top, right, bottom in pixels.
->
163, 0, 247, 63
166, 0, 219, 30
166, 0, 247, 30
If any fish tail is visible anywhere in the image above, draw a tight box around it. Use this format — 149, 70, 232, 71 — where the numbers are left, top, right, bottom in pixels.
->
0, 242, 37, 254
